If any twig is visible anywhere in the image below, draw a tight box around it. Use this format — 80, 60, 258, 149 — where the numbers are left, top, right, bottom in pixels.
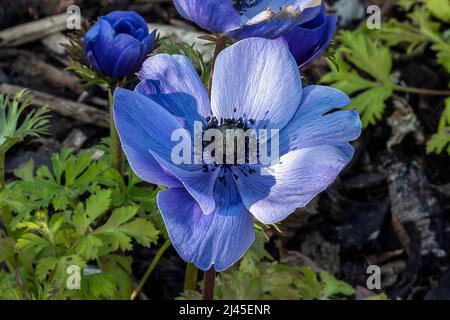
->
0, 84, 109, 128
148, 23, 213, 61
8, 51, 83, 94
0, 13, 67, 47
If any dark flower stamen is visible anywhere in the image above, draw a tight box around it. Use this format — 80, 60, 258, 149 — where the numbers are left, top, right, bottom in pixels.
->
233, 0, 263, 13
202, 116, 259, 179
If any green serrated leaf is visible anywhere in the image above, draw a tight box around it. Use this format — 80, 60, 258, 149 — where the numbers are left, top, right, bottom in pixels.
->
15, 233, 51, 258
295, 267, 322, 299
74, 235, 104, 260
351, 86, 393, 127
13, 159, 34, 181
94, 206, 159, 252
321, 30, 394, 127
424, 0, 450, 22
320, 271, 356, 299
73, 189, 111, 235
35, 257, 59, 282
427, 97, 450, 154
80, 272, 117, 299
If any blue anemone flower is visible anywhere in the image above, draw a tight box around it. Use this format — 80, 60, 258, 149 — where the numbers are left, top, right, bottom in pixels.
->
113, 38, 361, 271
173, 0, 324, 40
84, 11, 156, 80
282, 3, 336, 67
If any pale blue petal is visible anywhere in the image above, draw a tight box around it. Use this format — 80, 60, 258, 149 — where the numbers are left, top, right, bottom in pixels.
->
211, 38, 302, 131
235, 145, 352, 224
136, 54, 211, 131
113, 88, 185, 187
173, 0, 241, 33
278, 85, 360, 154
157, 185, 255, 271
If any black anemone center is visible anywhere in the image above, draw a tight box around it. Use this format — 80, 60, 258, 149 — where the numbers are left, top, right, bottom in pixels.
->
202, 116, 257, 166
233, 0, 263, 12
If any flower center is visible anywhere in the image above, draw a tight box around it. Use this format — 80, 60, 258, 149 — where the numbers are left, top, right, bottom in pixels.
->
233, 0, 264, 12
202, 116, 257, 167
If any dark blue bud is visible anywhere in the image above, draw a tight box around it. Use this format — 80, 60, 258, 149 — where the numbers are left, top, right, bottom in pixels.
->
84, 11, 156, 80
282, 4, 336, 67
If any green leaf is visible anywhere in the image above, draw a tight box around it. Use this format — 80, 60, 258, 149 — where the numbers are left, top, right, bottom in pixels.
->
320, 271, 356, 299
74, 235, 104, 260
432, 40, 450, 73
320, 30, 394, 127
0, 90, 49, 153
35, 257, 59, 282
94, 206, 159, 252
80, 272, 117, 299
339, 31, 392, 84
13, 159, 34, 181
36, 255, 87, 294
0, 235, 15, 271
427, 97, 450, 154
72, 189, 111, 235
9, 148, 111, 213
424, 0, 450, 22
102, 255, 133, 299
0, 272, 20, 299
365, 292, 389, 300
351, 86, 393, 127
295, 267, 322, 299
15, 233, 51, 258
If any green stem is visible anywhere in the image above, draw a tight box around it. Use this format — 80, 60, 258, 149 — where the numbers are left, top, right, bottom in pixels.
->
108, 89, 124, 175
0, 151, 13, 232
198, 35, 228, 301
202, 267, 216, 300
184, 263, 199, 291
393, 85, 450, 97
207, 35, 228, 96
130, 239, 171, 300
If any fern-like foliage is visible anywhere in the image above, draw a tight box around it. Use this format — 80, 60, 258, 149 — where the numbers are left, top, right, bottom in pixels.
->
322, 2, 450, 156
427, 97, 450, 154
320, 31, 394, 127
179, 234, 388, 300
0, 90, 49, 153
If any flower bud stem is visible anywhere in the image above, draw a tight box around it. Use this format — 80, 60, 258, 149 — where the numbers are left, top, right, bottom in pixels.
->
130, 239, 171, 300
202, 267, 216, 300
207, 35, 229, 96
184, 263, 199, 291
108, 88, 124, 175
201, 35, 229, 301
0, 151, 13, 234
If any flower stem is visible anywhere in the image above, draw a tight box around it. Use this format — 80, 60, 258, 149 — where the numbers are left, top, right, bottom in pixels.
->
108, 89, 124, 175
202, 267, 216, 300
199, 34, 227, 302
0, 151, 13, 232
393, 85, 450, 96
130, 239, 171, 300
184, 263, 199, 291
207, 35, 229, 96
